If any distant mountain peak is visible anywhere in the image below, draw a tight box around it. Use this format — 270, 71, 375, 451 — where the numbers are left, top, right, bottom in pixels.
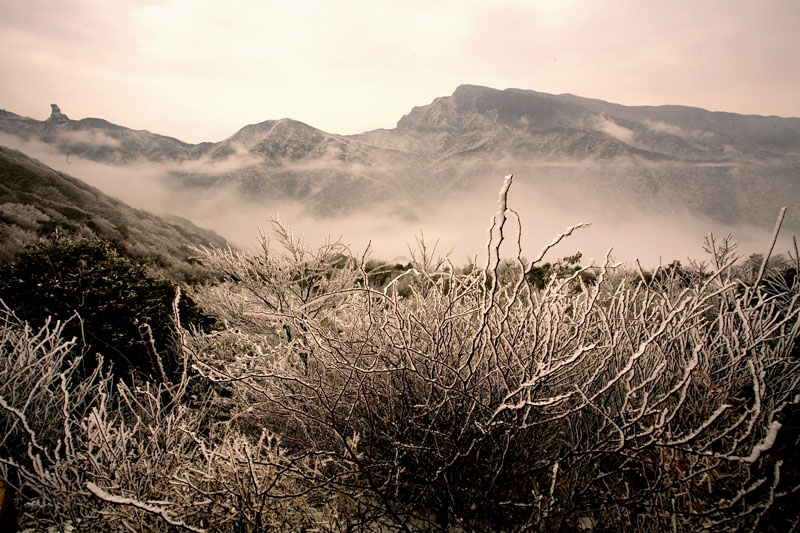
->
47, 103, 69, 123
397, 84, 592, 133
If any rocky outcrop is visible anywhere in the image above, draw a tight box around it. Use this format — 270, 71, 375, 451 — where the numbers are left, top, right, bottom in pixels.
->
47, 104, 69, 123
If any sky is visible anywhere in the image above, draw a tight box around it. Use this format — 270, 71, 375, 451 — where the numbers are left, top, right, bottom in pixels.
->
1, 0, 799, 144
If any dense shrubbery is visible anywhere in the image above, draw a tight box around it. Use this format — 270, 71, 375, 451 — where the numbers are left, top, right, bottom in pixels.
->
1, 176, 799, 531
0, 238, 214, 382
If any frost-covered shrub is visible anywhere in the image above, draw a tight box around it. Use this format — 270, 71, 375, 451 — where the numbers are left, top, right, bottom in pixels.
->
191, 176, 800, 531
0, 305, 359, 531
2, 176, 798, 531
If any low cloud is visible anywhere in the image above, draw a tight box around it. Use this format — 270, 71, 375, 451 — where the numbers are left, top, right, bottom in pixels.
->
691, 129, 715, 140
644, 120, 715, 140
592, 117, 635, 143
0, 132, 177, 211
171, 144, 263, 175
1, 133, 791, 269
644, 120, 684, 136
255, 174, 792, 270
55, 130, 121, 148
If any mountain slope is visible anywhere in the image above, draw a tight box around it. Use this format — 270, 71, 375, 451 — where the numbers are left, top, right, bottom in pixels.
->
0, 146, 229, 281
366, 85, 800, 162
0, 105, 200, 163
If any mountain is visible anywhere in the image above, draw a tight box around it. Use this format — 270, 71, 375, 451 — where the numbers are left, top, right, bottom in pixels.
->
0, 145, 229, 281
0, 105, 201, 163
1, 85, 798, 236
351, 85, 800, 167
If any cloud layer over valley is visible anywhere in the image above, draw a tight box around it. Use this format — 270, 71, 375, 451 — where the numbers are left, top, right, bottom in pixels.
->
2, 130, 793, 269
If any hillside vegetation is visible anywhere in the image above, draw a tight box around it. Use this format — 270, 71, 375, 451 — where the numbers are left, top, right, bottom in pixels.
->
0, 145, 228, 282
0, 176, 798, 531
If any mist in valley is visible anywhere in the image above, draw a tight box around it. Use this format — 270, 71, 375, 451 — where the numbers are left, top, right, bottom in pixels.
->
1, 131, 792, 270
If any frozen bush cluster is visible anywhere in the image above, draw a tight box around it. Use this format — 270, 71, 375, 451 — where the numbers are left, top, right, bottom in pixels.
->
0, 302, 352, 531
2, 176, 799, 531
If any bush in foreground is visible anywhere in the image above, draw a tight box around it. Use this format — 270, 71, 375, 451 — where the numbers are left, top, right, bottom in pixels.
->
1, 176, 799, 531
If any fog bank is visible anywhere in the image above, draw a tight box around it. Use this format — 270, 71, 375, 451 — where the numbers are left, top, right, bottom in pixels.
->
1, 135, 793, 268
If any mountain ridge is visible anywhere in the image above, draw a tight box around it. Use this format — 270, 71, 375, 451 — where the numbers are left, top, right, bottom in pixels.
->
1, 84, 798, 238
4, 84, 799, 160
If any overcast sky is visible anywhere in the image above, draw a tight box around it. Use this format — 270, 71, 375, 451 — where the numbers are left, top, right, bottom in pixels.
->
1, 0, 799, 144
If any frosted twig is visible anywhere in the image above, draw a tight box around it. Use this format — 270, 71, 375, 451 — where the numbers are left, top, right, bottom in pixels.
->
86, 482, 206, 532
754, 207, 786, 287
